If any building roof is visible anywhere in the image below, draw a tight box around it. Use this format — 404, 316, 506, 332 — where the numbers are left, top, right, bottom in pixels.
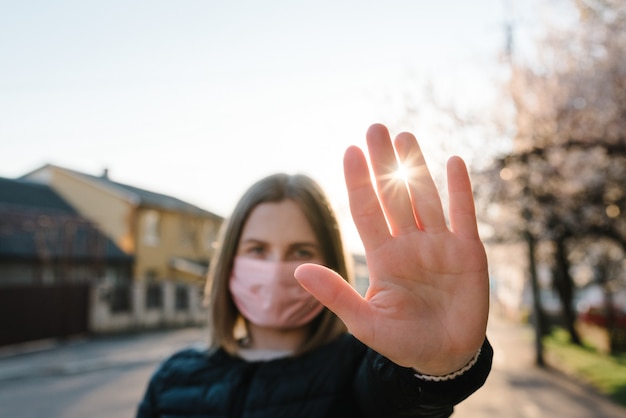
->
103, 176, 218, 217
0, 177, 132, 261
23, 164, 222, 219
0, 176, 75, 212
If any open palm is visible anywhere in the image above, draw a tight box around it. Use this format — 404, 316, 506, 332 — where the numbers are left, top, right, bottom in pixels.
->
295, 124, 489, 376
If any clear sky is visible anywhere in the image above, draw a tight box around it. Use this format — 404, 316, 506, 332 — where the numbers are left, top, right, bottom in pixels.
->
0, 0, 538, 252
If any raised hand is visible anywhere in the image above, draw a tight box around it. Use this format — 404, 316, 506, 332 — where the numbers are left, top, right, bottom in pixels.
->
295, 123, 489, 376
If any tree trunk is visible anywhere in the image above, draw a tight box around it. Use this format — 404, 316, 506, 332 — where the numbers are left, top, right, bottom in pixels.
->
526, 230, 546, 366
553, 238, 582, 345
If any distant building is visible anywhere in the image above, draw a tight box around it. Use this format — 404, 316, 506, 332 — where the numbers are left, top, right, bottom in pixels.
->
351, 253, 369, 296
0, 177, 132, 286
21, 164, 224, 285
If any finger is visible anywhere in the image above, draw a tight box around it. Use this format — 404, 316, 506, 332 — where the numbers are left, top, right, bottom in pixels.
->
394, 132, 447, 232
294, 263, 372, 336
447, 156, 480, 239
344, 144, 391, 251
366, 124, 417, 235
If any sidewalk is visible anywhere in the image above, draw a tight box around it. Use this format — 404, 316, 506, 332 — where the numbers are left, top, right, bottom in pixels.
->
455, 314, 626, 417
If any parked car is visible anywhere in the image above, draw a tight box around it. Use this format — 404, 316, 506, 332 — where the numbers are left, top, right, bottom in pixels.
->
578, 304, 626, 329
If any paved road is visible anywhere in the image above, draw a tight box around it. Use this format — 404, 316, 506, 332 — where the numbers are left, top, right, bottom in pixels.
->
0, 327, 207, 418
0, 317, 624, 417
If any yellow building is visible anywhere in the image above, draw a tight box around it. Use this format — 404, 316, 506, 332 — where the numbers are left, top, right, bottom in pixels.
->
22, 164, 223, 286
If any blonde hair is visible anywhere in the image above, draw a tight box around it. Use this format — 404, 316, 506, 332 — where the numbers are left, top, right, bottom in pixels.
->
205, 173, 352, 355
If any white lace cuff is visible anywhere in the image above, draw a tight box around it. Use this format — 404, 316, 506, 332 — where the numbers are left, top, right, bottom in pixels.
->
413, 348, 482, 382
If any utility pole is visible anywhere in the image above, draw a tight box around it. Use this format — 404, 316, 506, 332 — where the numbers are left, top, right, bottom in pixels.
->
501, 0, 515, 64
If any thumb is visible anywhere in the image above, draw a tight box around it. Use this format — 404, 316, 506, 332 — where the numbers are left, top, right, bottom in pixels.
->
294, 263, 368, 329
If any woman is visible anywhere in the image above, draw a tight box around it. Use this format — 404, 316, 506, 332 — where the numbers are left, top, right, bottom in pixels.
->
137, 124, 492, 417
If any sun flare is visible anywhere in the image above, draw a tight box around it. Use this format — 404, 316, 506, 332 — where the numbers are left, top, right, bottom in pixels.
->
394, 163, 410, 183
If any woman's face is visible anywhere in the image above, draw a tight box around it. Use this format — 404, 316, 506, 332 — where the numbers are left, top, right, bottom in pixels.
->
236, 200, 323, 264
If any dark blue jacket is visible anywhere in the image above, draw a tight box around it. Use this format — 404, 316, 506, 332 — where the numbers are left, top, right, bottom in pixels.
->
137, 334, 492, 418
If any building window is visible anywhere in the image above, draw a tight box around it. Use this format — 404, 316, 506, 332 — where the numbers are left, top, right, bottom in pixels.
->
175, 285, 189, 311
145, 269, 158, 281
179, 217, 196, 248
143, 211, 160, 246
145, 282, 163, 309
203, 222, 217, 251
110, 284, 132, 313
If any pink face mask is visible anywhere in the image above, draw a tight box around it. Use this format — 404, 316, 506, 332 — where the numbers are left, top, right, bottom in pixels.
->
229, 257, 325, 329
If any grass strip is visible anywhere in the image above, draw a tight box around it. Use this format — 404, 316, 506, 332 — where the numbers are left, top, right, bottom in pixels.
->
543, 327, 626, 407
